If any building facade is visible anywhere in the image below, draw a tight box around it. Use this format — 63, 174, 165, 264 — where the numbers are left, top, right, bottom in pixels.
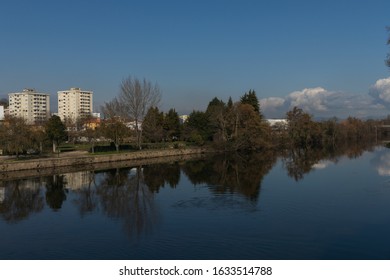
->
0, 105, 4, 121
58, 87, 93, 122
8, 89, 50, 124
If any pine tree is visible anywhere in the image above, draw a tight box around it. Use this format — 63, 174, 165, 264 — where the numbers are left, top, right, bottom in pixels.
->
142, 107, 164, 142
163, 108, 181, 141
227, 96, 233, 108
240, 89, 263, 118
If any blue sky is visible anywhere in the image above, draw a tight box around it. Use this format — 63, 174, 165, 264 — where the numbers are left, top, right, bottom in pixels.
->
1, 0, 390, 118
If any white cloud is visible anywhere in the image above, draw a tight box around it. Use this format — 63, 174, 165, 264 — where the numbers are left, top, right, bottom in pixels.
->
369, 77, 390, 104
261, 77, 390, 119
287, 87, 333, 112
260, 97, 285, 110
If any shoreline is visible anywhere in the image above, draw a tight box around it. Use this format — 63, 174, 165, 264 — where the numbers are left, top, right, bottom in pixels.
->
0, 147, 215, 180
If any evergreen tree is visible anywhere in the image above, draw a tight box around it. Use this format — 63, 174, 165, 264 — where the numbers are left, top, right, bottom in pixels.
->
45, 115, 67, 153
227, 96, 233, 108
163, 108, 181, 141
183, 111, 212, 145
206, 97, 226, 142
206, 97, 225, 112
240, 89, 261, 115
142, 107, 164, 142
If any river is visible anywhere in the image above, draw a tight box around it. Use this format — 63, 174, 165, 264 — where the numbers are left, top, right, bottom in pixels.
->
1, 145, 390, 259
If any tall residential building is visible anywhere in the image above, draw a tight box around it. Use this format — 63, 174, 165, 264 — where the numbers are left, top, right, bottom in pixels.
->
0, 105, 4, 121
8, 89, 50, 124
58, 87, 93, 121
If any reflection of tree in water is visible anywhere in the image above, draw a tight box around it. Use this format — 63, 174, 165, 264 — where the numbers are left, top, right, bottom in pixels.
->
72, 172, 98, 217
283, 148, 324, 181
96, 167, 157, 238
182, 151, 278, 201
45, 175, 68, 211
143, 162, 180, 192
0, 179, 44, 223
283, 142, 376, 181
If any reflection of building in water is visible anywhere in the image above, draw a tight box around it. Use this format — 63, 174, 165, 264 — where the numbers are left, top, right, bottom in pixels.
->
64, 171, 93, 190
0, 187, 5, 203
5, 179, 42, 190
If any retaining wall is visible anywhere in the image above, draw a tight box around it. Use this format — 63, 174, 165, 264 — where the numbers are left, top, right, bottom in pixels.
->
0, 148, 213, 178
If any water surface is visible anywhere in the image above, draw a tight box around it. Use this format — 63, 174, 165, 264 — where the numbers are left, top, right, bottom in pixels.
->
1, 147, 390, 259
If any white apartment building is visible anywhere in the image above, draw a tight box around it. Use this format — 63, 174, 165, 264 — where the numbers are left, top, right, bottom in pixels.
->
58, 87, 93, 122
0, 105, 4, 121
8, 89, 50, 124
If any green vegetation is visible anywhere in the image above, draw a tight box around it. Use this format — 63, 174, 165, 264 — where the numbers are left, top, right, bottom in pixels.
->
45, 115, 67, 153
0, 83, 386, 160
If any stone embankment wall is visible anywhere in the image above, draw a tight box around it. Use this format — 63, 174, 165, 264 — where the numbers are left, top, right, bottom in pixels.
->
0, 148, 213, 180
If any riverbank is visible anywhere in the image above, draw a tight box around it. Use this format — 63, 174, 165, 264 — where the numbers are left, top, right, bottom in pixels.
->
0, 147, 214, 180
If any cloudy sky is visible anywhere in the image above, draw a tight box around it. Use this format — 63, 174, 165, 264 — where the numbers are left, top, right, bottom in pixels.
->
0, 0, 389, 118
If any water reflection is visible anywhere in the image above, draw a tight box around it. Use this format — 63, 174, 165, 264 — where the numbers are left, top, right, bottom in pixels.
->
143, 162, 180, 192
0, 143, 378, 233
45, 175, 68, 210
371, 148, 390, 176
182, 151, 277, 201
3, 144, 390, 259
70, 171, 98, 216
0, 179, 44, 223
96, 167, 157, 237
282, 143, 375, 181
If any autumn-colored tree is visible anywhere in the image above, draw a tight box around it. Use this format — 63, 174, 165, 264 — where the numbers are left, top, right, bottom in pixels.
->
30, 125, 47, 154
286, 107, 321, 149
320, 117, 339, 148
0, 116, 32, 157
100, 117, 130, 152
228, 103, 271, 150
339, 117, 374, 143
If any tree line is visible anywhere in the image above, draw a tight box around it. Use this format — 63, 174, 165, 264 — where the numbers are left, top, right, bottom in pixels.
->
0, 76, 387, 157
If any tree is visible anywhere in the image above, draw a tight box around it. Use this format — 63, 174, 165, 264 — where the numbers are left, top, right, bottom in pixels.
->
163, 108, 181, 141
82, 126, 100, 154
227, 103, 271, 150
286, 107, 321, 149
240, 89, 261, 116
0, 116, 32, 157
206, 97, 227, 143
142, 107, 164, 143
45, 115, 67, 153
182, 111, 212, 145
79, 115, 101, 153
30, 126, 47, 154
100, 117, 130, 152
117, 76, 161, 149
227, 96, 233, 108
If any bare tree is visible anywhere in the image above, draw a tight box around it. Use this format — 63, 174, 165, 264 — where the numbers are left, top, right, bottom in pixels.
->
118, 76, 161, 149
